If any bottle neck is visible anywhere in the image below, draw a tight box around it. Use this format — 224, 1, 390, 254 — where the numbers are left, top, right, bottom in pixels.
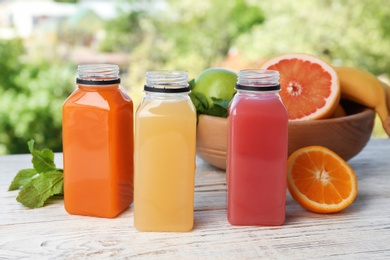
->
236, 69, 280, 92
76, 64, 120, 86
144, 70, 189, 93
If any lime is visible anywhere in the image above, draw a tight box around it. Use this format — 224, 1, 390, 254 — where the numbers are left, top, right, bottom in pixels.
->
193, 68, 237, 106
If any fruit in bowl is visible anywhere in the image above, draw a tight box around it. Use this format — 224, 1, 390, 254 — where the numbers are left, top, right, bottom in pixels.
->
193, 53, 389, 170
190, 67, 237, 118
259, 53, 389, 135
196, 101, 375, 170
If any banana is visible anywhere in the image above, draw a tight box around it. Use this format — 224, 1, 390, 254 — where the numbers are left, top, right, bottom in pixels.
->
334, 66, 390, 137
380, 80, 390, 113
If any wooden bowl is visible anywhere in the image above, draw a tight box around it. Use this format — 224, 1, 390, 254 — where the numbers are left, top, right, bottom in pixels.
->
196, 102, 375, 170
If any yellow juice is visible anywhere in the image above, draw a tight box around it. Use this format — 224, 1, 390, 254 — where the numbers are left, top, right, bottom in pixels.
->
134, 95, 196, 232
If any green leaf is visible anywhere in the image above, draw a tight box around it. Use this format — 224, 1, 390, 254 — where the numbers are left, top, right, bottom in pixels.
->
204, 105, 228, 118
28, 140, 57, 173
212, 97, 231, 111
16, 170, 64, 208
9, 139, 64, 208
27, 139, 35, 153
189, 91, 209, 115
188, 79, 196, 90
8, 168, 37, 191
203, 97, 231, 118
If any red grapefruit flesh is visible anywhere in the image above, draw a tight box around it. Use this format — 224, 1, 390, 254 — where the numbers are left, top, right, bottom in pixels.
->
260, 53, 340, 120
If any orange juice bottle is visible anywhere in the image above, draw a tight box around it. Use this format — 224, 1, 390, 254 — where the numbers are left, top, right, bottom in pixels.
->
62, 64, 134, 218
134, 70, 196, 232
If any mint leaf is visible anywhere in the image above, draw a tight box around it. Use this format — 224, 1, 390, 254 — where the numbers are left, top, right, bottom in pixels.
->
204, 105, 228, 118
27, 139, 35, 153
8, 168, 37, 191
16, 170, 64, 208
189, 91, 209, 116
28, 139, 56, 173
10, 139, 64, 208
212, 97, 231, 111
203, 97, 231, 118
188, 79, 196, 90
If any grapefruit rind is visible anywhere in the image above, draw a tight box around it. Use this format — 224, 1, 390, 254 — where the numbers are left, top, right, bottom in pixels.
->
260, 53, 340, 120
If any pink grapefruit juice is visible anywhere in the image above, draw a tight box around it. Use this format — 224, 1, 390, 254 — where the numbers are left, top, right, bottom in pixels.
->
227, 90, 288, 226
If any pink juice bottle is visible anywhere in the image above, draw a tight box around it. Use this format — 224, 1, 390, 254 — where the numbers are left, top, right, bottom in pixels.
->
227, 69, 288, 226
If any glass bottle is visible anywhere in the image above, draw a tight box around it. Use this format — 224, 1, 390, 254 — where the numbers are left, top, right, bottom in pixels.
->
134, 70, 196, 232
62, 64, 134, 218
227, 69, 288, 226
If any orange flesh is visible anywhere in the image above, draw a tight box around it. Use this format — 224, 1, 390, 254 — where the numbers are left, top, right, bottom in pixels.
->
289, 148, 356, 211
267, 58, 333, 119
62, 85, 134, 218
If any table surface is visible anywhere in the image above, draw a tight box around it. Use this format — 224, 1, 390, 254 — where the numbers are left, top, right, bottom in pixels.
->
1, 138, 389, 259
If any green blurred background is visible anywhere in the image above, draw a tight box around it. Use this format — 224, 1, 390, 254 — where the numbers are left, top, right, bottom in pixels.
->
0, 0, 389, 154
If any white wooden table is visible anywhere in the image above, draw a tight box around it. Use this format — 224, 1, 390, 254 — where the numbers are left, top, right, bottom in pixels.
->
1, 138, 389, 259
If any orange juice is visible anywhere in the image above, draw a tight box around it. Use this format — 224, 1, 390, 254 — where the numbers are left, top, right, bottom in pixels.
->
62, 64, 133, 218
134, 71, 196, 232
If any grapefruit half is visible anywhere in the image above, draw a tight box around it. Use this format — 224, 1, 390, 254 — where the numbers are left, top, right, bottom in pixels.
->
260, 53, 340, 120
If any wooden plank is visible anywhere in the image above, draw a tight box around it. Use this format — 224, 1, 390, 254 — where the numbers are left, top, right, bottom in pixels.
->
0, 139, 389, 258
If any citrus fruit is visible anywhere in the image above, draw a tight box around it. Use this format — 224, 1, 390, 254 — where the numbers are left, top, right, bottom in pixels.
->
260, 53, 340, 120
287, 146, 358, 213
193, 68, 237, 106
331, 104, 346, 118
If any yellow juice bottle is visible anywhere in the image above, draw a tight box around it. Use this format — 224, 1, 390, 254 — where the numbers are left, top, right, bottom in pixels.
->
134, 70, 196, 232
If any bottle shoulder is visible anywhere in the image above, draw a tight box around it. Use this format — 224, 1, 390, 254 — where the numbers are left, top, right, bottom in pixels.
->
231, 92, 284, 106
229, 93, 287, 117
64, 87, 133, 110
137, 98, 195, 116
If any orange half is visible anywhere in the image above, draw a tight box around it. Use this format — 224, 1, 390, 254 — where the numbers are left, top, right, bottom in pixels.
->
260, 53, 340, 120
287, 146, 358, 213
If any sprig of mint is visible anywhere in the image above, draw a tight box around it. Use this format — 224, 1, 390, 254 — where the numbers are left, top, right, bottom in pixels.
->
188, 79, 231, 118
8, 139, 64, 208
207, 97, 230, 118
